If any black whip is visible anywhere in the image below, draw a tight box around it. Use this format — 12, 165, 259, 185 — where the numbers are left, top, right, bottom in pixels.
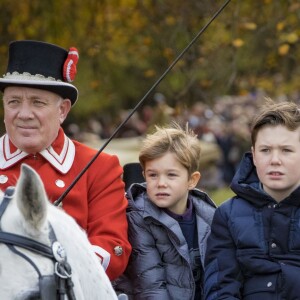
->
54, 0, 232, 206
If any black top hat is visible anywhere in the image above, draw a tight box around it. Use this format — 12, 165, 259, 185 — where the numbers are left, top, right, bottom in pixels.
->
0, 40, 79, 105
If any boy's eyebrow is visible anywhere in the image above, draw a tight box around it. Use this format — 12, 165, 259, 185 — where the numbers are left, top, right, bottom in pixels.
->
144, 168, 158, 172
257, 144, 295, 148
145, 168, 179, 172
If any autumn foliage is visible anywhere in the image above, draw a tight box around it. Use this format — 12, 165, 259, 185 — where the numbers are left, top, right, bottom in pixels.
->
0, 0, 299, 124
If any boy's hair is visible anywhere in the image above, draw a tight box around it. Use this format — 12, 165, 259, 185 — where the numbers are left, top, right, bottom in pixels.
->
139, 122, 201, 176
251, 98, 300, 146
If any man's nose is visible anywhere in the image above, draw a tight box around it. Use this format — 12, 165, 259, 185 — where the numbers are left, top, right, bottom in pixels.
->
17, 103, 34, 119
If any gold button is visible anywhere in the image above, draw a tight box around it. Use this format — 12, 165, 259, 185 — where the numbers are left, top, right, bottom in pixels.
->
0, 175, 8, 184
55, 179, 65, 188
114, 245, 123, 256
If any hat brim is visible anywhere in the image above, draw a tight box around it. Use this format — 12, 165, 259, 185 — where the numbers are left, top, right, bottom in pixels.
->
0, 79, 78, 106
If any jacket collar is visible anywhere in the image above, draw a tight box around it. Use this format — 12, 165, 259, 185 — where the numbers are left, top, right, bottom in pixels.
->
231, 152, 300, 206
0, 128, 75, 174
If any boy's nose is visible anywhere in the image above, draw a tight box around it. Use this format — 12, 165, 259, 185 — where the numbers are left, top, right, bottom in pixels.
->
157, 176, 167, 186
270, 152, 282, 165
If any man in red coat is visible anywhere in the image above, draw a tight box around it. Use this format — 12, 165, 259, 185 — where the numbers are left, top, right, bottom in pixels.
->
0, 40, 131, 280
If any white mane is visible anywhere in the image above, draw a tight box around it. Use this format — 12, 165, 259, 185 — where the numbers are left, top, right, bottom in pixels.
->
0, 164, 118, 300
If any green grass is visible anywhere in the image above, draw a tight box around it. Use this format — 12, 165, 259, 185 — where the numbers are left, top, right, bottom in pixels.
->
210, 187, 235, 206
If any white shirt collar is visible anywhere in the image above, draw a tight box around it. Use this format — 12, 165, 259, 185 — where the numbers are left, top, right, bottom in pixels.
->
0, 133, 75, 174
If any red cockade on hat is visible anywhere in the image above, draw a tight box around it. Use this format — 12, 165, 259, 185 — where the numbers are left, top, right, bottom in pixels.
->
63, 47, 79, 83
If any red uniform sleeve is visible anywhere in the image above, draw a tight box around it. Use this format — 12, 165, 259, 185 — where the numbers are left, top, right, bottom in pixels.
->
86, 153, 132, 280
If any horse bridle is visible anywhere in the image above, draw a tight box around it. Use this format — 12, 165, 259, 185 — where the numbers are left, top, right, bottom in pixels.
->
0, 186, 76, 300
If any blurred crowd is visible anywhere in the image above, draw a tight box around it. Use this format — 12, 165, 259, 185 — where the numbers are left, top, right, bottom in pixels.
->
64, 90, 300, 190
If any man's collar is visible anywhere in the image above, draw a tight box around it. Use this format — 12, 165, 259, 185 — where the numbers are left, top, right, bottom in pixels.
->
0, 128, 75, 174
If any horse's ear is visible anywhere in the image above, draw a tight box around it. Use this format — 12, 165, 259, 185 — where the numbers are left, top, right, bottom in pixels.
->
15, 164, 48, 231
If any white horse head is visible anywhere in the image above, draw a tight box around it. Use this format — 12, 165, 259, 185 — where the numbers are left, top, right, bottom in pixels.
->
0, 164, 119, 300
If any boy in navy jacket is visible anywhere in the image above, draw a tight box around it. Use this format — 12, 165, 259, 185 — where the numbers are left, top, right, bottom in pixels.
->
204, 99, 300, 299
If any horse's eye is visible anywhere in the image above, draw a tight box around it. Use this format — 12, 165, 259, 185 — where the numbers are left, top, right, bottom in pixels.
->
15, 291, 40, 300
22, 292, 40, 300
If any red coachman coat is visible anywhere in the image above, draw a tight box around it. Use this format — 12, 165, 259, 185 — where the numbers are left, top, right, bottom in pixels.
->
0, 127, 131, 280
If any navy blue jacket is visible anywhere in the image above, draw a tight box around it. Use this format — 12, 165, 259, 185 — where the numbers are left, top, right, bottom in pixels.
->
204, 152, 300, 300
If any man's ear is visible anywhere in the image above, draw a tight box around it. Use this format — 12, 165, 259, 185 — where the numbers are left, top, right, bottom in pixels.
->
188, 171, 201, 189
59, 99, 72, 124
